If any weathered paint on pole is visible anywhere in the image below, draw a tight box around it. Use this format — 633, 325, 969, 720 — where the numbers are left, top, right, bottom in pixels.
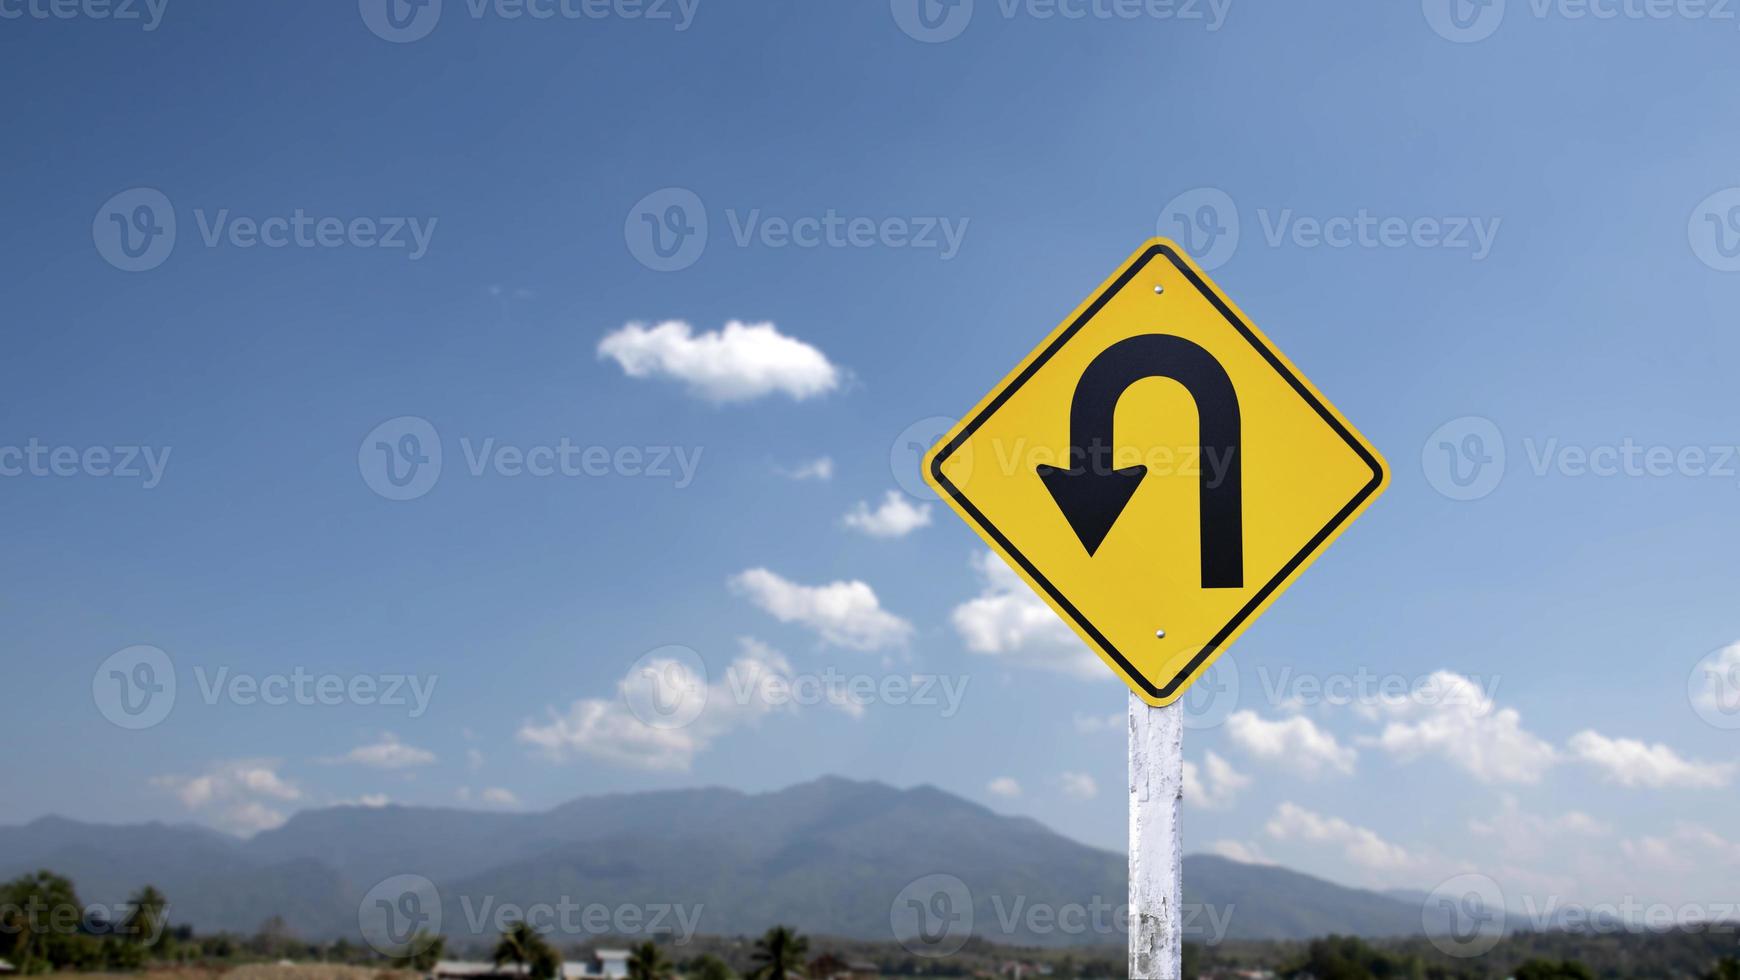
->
1128, 692, 1184, 979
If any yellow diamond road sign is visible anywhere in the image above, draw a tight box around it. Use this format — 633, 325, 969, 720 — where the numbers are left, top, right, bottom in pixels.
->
924, 239, 1388, 706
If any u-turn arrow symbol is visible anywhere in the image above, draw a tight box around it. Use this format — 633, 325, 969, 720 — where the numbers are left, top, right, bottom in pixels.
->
1035, 333, 1244, 588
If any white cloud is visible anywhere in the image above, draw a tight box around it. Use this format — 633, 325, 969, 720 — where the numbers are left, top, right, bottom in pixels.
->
337, 793, 391, 808
730, 568, 912, 650
326, 733, 436, 770
1060, 771, 1098, 799
1566, 730, 1734, 789
1621, 823, 1740, 873
987, 777, 1022, 798
1360, 671, 1556, 784
1207, 840, 1272, 865
1226, 710, 1357, 777
777, 457, 834, 481
1469, 795, 1608, 863
951, 550, 1103, 678
466, 748, 485, 771
598, 320, 841, 403
1265, 802, 1415, 872
519, 638, 840, 771
843, 491, 932, 538
226, 801, 291, 834
152, 760, 301, 835
1073, 711, 1124, 734
457, 786, 521, 807
1183, 751, 1251, 810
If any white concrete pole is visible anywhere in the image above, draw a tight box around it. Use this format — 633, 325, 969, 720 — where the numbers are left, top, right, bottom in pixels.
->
1128, 692, 1184, 979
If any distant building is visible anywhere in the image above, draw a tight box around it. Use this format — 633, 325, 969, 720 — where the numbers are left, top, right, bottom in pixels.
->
586, 949, 632, 980
431, 950, 631, 980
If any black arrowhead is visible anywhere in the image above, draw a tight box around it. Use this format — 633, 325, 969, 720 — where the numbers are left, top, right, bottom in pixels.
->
1035, 463, 1148, 555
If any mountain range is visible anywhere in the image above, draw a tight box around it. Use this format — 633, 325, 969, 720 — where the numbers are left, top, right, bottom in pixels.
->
0, 777, 1445, 946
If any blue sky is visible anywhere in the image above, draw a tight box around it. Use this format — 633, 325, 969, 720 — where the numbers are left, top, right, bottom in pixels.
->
6, 0, 1740, 917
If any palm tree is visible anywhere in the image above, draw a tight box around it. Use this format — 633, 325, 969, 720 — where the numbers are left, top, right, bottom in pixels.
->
627, 941, 672, 980
494, 922, 560, 980
122, 885, 169, 948
690, 953, 735, 980
750, 926, 809, 980
392, 931, 446, 972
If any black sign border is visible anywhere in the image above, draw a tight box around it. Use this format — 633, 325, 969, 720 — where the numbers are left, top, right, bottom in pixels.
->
929, 243, 1386, 700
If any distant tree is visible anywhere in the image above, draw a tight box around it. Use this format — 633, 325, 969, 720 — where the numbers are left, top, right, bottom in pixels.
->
328, 936, 357, 963
251, 914, 297, 958
121, 885, 170, 950
750, 927, 810, 980
0, 870, 83, 972
533, 942, 563, 980
1515, 960, 1595, 980
1705, 960, 1740, 980
495, 921, 560, 980
392, 931, 446, 972
628, 941, 673, 980
1281, 934, 1429, 980
690, 953, 736, 980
